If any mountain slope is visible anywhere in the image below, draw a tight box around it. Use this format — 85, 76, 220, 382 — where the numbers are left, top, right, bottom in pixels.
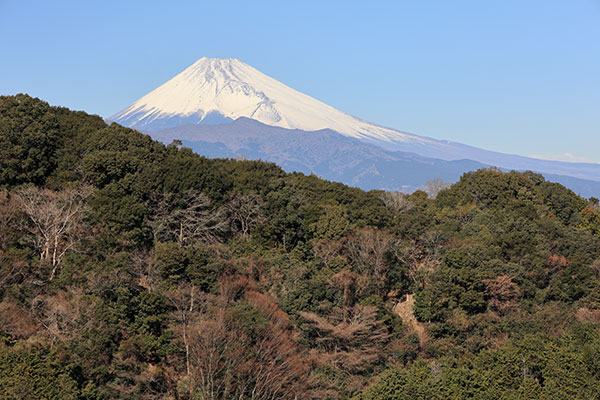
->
154, 118, 600, 197
3, 95, 600, 399
154, 118, 487, 191
110, 57, 430, 145
110, 57, 600, 187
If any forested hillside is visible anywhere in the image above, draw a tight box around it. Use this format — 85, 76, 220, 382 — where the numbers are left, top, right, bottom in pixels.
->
1, 94, 600, 399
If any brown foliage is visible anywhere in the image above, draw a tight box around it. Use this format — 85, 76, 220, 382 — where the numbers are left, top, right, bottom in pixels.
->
483, 274, 521, 315
300, 305, 390, 373
575, 307, 600, 324
311, 238, 344, 268
547, 254, 568, 274
0, 255, 28, 288
218, 275, 251, 305
329, 270, 361, 309
187, 290, 309, 400
30, 290, 97, 342
0, 302, 38, 339
245, 290, 291, 330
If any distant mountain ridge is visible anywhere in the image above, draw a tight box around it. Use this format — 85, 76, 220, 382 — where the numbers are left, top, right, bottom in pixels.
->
110, 57, 600, 196
153, 117, 485, 191
153, 118, 600, 197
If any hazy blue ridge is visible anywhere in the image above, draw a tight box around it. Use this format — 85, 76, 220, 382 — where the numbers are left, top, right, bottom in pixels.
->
148, 118, 600, 197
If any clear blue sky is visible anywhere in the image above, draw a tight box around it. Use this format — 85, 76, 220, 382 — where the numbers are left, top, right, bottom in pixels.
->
1, 0, 599, 162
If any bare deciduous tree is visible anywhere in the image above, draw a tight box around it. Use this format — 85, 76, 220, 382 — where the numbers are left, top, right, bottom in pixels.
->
149, 190, 226, 246
188, 291, 308, 400
394, 231, 444, 290
242, 291, 308, 400
300, 305, 390, 373
590, 259, 600, 280
15, 185, 93, 280
421, 178, 451, 199
311, 238, 344, 268
329, 270, 361, 310
380, 191, 414, 213
346, 228, 394, 297
166, 282, 201, 377
189, 313, 241, 400
224, 192, 264, 238
130, 250, 161, 293
30, 290, 97, 343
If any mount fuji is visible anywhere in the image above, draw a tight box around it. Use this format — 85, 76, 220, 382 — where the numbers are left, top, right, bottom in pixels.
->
111, 57, 432, 144
110, 57, 600, 196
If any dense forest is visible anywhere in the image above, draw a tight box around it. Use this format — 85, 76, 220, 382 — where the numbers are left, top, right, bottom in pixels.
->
1, 94, 600, 399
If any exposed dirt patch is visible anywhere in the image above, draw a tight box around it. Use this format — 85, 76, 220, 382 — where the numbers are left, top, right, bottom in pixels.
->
392, 294, 428, 348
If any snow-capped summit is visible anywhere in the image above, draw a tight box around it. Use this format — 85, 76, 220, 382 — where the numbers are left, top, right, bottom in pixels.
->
110, 57, 430, 144
109, 57, 600, 192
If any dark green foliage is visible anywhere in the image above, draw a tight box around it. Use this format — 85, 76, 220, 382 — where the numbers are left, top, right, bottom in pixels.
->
0, 94, 62, 187
355, 328, 600, 400
415, 245, 490, 322
1, 95, 600, 399
154, 242, 188, 282
0, 344, 80, 399
154, 242, 219, 290
227, 302, 269, 340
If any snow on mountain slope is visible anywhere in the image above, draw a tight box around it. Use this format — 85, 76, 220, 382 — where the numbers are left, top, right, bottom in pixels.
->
110, 57, 600, 185
110, 57, 431, 144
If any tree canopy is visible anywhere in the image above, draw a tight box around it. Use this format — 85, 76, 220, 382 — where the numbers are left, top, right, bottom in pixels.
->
1, 94, 599, 399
